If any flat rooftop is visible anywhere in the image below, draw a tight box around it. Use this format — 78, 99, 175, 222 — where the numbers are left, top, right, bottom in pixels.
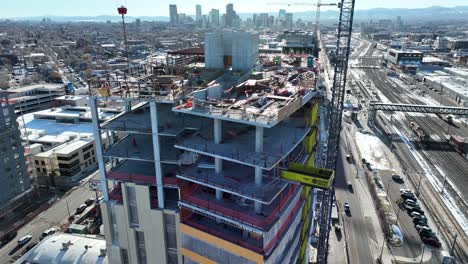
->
16, 233, 107, 264
36, 139, 93, 157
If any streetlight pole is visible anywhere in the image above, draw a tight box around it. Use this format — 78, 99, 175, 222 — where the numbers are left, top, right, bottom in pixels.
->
416, 173, 423, 198
66, 199, 71, 218
118, 6, 130, 74
379, 236, 386, 263
419, 244, 426, 264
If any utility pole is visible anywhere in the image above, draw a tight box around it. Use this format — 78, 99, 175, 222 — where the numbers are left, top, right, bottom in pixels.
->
450, 233, 458, 256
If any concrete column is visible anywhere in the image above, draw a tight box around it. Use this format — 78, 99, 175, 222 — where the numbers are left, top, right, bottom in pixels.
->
124, 99, 131, 112
214, 119, 223, 201
90, 97, 109, 201
214, 119, 222, 144
254, 126, 264, 214
150, 101, 165, 209
255, 126, 264, 152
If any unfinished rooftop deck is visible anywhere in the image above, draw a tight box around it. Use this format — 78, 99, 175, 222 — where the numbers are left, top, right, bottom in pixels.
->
177, 160, 288, 204
173, 69, 318, 127
179, 183, 301, 231
88, 72, 191, 103
174, 118, 310, 170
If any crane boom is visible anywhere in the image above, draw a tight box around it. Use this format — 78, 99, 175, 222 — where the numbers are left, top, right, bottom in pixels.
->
266, 2, 337, 6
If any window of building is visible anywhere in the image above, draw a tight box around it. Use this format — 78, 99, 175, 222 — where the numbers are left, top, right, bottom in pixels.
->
92, 157, 96, 163
35, 160, 39, 165
42, 168, 47, 173
126, 186, 139, 226
121, 248, 130, 264
164, 214, 177, 250
84, 152, 91, 160
135, 231, 147, 264
36, 168, 40, 172
41, 161, 45, 166
110, 204, 119, 244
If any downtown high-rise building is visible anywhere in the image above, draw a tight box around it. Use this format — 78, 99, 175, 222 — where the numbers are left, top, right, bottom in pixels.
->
196, 4, 202, 21
169, 4, 179, 24
209, 9, 220, 27
0, 92, 30, 209
225, 3, 238, 27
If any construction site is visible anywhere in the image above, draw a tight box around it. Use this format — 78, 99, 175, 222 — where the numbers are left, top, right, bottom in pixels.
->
86, 22, 334, 263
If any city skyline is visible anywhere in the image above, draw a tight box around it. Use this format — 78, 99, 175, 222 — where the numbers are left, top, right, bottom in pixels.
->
0, 0, 466, 18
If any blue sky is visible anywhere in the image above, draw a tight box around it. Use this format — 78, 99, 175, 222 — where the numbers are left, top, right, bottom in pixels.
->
0, 0, 466, 17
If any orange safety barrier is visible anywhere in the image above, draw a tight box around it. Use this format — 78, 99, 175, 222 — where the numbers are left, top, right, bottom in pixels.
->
107, 171, 180, 187
181, 184, 298, 229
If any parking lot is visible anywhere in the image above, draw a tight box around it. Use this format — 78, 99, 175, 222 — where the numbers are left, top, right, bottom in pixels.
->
380, 170, 444, 262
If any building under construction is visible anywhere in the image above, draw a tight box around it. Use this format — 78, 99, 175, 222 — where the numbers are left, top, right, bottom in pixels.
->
91, 31, 325, 264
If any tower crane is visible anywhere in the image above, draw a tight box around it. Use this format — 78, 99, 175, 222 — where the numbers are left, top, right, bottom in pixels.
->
271, 1, 356, 263
266, 1, 338, 37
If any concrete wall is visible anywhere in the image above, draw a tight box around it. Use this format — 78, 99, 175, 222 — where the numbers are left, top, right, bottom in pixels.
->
205, 31, 259, 72
205, 32, 224, 69
101, 182, 182, 264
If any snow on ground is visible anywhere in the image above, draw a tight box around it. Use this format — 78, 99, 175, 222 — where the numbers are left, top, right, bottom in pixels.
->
355, 131, 391, 170
391, 124, 468, 234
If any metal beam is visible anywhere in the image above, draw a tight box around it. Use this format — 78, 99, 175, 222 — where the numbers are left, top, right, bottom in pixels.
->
369, 102, 468, 115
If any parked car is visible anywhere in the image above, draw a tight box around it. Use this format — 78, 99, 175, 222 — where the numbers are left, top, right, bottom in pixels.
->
416, 225, 431, 232
347, 182, 353, 192
413, 217, 428, 225
40, 228, 56, 240
422, 236, 441, 248
17, 235, 32, 246
1, 231, 17, 244
404, 198, 418, 205
401, 192, 416, 200
75, 204, 87, 215
410, 211, 423, 218
345, 154, 352, 162
400, 189, 411, 194
392, 174, 404, 183
84, 198, 95, 206
344, 203, 351, 215
409, 207, 425, 215
405, 203, 421, 211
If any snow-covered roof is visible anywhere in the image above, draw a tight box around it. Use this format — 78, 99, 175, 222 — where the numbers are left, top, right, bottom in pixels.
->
16, 233, 108, 264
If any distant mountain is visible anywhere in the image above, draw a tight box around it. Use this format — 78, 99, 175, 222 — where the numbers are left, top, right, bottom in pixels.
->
3, 6, 468, 23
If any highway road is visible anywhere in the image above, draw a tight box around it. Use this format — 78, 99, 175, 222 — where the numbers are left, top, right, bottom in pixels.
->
0, 174, 99, 263
333, 132, 375, 264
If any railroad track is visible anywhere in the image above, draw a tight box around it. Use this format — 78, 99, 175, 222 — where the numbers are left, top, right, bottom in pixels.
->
358, 65, 468, 261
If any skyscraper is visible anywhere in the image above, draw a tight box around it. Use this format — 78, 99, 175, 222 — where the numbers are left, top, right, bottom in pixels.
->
285, 13, 294, 29
169, 4, 179, 24
279, 9, 286, 19
0, 92, 30, 209
196, 4, 202, 21
225, 3, 236, 27
209, 9, 220, 27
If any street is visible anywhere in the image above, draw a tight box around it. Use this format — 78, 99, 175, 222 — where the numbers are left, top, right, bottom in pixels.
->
0, 173, 99, 263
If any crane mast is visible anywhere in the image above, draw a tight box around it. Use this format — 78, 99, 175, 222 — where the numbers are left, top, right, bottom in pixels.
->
317, 0, 356, 263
